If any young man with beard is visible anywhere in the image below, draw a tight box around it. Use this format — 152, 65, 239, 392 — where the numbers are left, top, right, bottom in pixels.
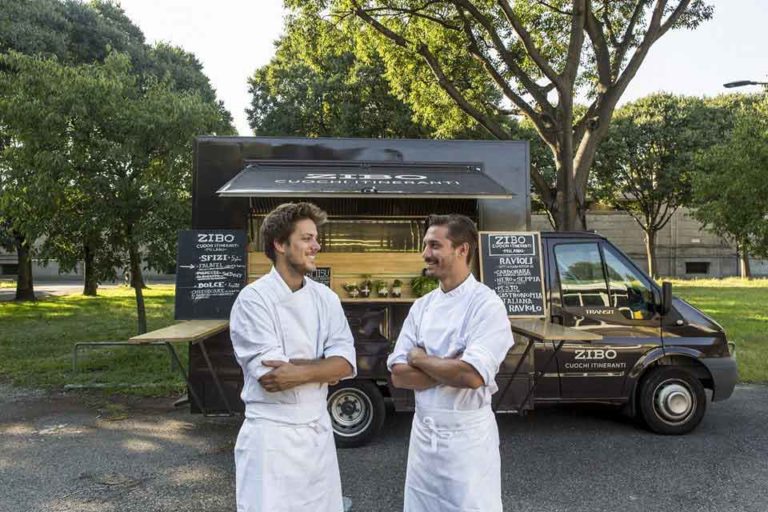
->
230, 202, 356, 512
387, 214, 514, 512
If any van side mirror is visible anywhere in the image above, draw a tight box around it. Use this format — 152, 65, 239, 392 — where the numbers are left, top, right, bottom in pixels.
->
661, 281, 673, 315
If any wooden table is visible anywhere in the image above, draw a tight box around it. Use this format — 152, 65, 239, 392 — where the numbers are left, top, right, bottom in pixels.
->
496, 318, 603, 411
129, 320, 232, 416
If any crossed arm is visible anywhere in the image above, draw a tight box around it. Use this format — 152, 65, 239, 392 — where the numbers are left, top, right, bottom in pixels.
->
390, 347, 485, 390
259, 357, 353, 392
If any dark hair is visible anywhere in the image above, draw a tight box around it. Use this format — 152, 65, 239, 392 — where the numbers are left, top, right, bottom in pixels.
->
261, 202, 327, 262
426, 214, 478, 264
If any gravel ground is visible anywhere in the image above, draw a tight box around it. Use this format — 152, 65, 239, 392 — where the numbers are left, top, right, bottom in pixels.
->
1, 383, 766, 511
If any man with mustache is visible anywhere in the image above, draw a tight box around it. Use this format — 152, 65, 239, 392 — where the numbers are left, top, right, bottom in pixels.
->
230, 202, 356, 512
388, 214, 514, 512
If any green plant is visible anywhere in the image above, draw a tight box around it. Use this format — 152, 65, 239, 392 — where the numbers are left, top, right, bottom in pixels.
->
373, 280, 388, 297
342, 282, 360, 298
411, 276, 439, 297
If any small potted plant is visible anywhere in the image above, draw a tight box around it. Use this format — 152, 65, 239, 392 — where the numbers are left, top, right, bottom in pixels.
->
374, 280, 389, 298
342, 282, 360, 298
359, 276, 372, 298
391, 279, 402, 298
411, 276, 439, 297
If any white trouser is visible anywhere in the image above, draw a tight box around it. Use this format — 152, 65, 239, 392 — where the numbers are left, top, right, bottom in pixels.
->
235, 404, 343, 512
404, 405, 502, 512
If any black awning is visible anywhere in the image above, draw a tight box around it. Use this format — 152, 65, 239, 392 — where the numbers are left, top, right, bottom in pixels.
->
216, 161, 513, 199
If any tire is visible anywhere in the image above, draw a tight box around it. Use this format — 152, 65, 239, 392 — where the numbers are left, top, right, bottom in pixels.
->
327, 380, 385, 448
638, 367, 706, 435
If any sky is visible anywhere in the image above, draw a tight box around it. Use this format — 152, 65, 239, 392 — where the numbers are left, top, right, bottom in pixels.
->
118, 0, 767, 135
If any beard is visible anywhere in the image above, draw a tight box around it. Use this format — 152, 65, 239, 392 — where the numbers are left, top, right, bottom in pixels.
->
423, 257, 440, 277
285, 248, 315, 275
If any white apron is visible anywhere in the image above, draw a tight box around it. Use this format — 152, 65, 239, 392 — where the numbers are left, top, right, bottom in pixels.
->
234, 285, 343, 512
404, 406, 502, 512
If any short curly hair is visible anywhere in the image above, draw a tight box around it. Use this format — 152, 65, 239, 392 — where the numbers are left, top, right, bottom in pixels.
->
261, 202, 327, 262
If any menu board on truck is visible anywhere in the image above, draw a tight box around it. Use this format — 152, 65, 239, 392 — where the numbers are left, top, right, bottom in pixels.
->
175, 230, 247, 320
479, 232, 546, 318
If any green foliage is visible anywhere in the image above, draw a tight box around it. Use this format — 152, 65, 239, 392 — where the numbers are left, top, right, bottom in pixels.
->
411, 275, 439, 297
691, 95, 768, 258
289, 0, 714, 229
1, 51, 227, 276
0, 0, 233, 299
248, 12, 430, 137
591, 94, 709, 245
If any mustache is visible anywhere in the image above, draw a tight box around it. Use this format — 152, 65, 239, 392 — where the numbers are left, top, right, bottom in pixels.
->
423, 258, 438, 264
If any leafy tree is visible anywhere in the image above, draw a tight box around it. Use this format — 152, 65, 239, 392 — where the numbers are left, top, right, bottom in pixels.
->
293, 0, 714, 230
249, 12, 430, 138
591, 94, 711, 278
0, 52, 228, 332
691, 95, 768, 279
0, 0, 232, 300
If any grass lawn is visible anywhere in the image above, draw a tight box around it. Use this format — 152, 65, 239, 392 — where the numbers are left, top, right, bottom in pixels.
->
0, 279, 16, 288
667, 278, 767, 383
0, 279, 765, 398
0, 285, 180, 396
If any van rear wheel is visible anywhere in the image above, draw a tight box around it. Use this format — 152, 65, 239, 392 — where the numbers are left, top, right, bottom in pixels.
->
328, 381, 385, 448
639, 367, 706, 435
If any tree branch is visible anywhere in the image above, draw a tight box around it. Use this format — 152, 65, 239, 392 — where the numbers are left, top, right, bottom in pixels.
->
561, 0, 587, 86
610, 0, 648, 79
360, 3, 462, 31
536, 0, 573, 16
584, 0, 612, 91
495, 0, 562, 87
451, 0, 554, 112
454, 6, 544, 125
349, 0, 511, 140
656, 0, 695, 40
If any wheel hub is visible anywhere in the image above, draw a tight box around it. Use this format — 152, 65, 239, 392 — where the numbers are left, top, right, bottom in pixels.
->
339, 397, 360, 418
655, 382, 693, 421
329, 390, 370, 431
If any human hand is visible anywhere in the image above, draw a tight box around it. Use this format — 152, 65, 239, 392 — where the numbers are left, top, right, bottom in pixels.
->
259, 360, 306, 392
407, 347, 428, 366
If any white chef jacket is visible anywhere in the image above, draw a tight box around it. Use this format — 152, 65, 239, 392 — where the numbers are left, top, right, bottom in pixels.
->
388, 273, 513, 512
387, 273, 514, 410
230, 267, 357, 421
230, 267, 357, 512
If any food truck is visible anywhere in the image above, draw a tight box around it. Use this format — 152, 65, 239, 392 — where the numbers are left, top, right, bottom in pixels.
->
182, 136, 738, 447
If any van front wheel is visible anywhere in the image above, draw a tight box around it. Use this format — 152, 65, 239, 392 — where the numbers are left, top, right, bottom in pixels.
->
639, 367, 706, 435
328, 381, 385, 448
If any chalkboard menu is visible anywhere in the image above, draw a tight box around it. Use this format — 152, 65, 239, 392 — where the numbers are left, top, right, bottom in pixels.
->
175, 230, 247, 320
479, 232, 546, 318
307, 267, 331, 287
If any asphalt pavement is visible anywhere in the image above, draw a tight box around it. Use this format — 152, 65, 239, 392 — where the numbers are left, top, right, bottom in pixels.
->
1, 383, 766, 512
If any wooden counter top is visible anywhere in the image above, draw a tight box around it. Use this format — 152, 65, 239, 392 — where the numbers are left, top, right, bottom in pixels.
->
508, 318, 602, 341
129, 320, 229, 344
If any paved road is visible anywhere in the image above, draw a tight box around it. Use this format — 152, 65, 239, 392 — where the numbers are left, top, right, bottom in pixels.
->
1, 384, 766, 512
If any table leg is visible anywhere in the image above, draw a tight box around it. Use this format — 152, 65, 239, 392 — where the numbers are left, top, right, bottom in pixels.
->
493, 336, 536, 411
518, 339, 565, 411
164, 342, 208, 415
197, 339, 235, 416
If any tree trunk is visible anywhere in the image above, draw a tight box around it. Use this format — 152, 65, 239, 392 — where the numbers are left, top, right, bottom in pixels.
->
644, 229, 658, 279
83, 241, 98, 296
14, 232, 35, 302
128, 235, 147, 334
738, 244, 752, 279
551, 104, 588, 232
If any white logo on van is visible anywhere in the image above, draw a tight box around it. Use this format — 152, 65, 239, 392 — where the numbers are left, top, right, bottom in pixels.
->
575, 349, 618, 360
